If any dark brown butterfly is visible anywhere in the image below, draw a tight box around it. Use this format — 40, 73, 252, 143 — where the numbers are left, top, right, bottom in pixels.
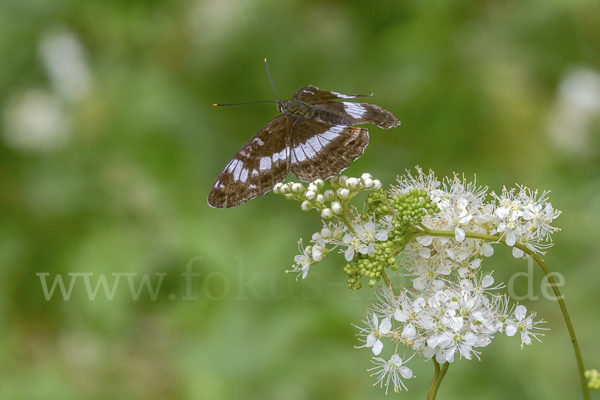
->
208, 61, 400, 208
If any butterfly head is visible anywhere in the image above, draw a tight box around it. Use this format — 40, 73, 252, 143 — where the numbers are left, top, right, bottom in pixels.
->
276, 100, 289, 114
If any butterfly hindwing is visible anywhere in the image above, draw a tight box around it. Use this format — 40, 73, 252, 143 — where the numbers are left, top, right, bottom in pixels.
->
208, 115, 291, 208
292, 85, 373, 103
290, 116, 370, 182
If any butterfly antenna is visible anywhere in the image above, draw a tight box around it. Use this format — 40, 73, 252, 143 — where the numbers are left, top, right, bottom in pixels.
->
264, 58, 281, 101
213, 100, 276, 106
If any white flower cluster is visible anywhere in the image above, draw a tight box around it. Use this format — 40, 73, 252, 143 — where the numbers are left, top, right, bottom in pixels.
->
355, 279, 546, 392
280, 174, 390, 280
491, 186, 561, 257
340, 216, 392, 261
350, 168, 557, 392
287, 215, 394, 280
276, 168, 561, 393
396, 168, 560, 258
287, 224, 344, 279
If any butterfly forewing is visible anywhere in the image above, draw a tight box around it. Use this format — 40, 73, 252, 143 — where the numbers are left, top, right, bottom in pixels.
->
290, 117, 369, 182
292, 85, 399, 129
208, 115, 291, 208
292, 85, 373, 103
312, 101, 400, 130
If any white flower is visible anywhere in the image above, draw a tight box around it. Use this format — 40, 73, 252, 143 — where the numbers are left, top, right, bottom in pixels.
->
410, 258, 449, 290
320, 227, 332, 239
339, 217, 390, 261
323, 190, 335, 201
369, 354, 415, 394
292, 182, 304, 194
437, 316, 481, 362
338, 188, 350, 199
355, 313, 386, 355
394, 295, 426, 322
505, 305, 546, 348
312, 248, 323, 262
331, 201, 342, 214
282, 183, 293, 194
321, 208, 333, 219
346, 177, 359, 189
358, 222, 384, 253
342, 233, 360, 261
311, 232, 326, 247
291, 241, 313, 279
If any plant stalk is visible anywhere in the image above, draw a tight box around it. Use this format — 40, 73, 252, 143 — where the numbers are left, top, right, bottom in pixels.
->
427, 359, 449, 400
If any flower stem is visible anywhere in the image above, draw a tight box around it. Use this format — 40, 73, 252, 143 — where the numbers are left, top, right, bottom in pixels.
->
381, 270, 398, 296
427, 359, 449, 400
339, 214, 355, 234
415, 228, 590, 400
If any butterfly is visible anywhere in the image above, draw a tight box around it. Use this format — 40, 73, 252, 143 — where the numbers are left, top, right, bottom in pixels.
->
208, 65, 400, 208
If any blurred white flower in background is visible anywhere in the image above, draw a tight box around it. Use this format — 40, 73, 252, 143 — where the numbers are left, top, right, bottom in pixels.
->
548, 67, 600, 159
2, 28, 93, 152
3, 89, 69, 152
39, 28, 93, 102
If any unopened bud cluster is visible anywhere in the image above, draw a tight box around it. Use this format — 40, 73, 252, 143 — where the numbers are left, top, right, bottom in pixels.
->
274, 173, 382, 219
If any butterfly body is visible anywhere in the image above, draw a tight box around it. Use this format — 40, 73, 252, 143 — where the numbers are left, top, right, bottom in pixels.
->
277, 100, 314, 117
208, 85, 399, 208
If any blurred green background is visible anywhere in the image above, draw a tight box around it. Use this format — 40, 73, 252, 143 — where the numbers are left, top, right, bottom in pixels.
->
1, 0, 599, 399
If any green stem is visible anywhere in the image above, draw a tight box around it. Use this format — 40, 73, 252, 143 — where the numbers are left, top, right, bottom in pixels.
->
427, 360, 441, 398
427, 360, 449, 400
381, 270, 398, 296
416, 228, 590, 400
339, 214, 355, 234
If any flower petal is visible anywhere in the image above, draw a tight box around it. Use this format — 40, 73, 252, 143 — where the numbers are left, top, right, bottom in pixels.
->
394, 309, 408, 322
505, 232, 516, 246
345, 248, 355, 262
390, 354, 403, 367
515, 305, 527, 320
399, 366, 413, 379
379, 317, 392, 334
455, 227, 465, 242
480, 243, 493, 257
401, 323, 416, 339
505, 324, 517, 337
512, 247, 524, 258
372, 339, 384, 355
